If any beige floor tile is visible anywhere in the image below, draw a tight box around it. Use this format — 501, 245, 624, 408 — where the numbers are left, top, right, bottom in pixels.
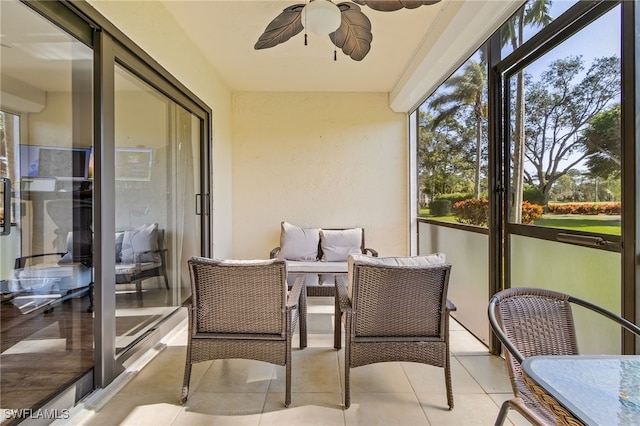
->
346, 362, 414, 394
173, 392, 264, 425
305, 333, 338, 348
450, 329, 491, 356
487, 393, 533, 426
260, 392, 345, 425
402, 357, 486, 395
269, 347, 341, 393
343, 392, 428, 425
305, 312, 335, 334
449, 318, 465, 331
74, 295, 515, 426
194, 359, 275, 393
456, 354, 513, 393
418, 393, 502, 425
80, 392, 182, 426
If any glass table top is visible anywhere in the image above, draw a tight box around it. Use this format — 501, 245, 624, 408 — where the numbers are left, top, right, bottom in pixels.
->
522, 355, 640, 426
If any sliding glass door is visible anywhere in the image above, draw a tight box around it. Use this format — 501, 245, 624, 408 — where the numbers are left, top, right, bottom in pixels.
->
113, 63, 200, 352
1, 0, 212, 416
0, 0, 94, 415
501, 2, 631, 354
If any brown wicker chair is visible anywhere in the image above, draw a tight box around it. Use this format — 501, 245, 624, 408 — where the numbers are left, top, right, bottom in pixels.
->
181, 257, 305, 407
488, 287, 640, 426
337, 253, 455, 409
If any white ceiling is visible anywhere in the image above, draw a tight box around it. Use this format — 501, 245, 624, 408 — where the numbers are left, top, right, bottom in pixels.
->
161, 0, 447, 93
160, 0, 524, 111
0, 0, 524, 114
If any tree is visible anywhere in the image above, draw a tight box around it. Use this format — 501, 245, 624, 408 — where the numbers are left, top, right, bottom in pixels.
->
582, 104, 621, 179
428, 61, 487, 199
417, 109, 474, 201
502, 0, 553, 223
522, 55, 621, 207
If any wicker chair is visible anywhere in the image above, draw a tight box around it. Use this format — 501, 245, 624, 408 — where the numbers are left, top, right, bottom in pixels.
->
488, 287, 640, 426
181, 257, 305, 407
337, 253, 455, 409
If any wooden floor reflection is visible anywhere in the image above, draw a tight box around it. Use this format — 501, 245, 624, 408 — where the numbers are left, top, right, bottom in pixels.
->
1, 284, 177, 419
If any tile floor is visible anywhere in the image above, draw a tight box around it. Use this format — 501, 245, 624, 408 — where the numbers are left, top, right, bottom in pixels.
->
73, 297, 529, 425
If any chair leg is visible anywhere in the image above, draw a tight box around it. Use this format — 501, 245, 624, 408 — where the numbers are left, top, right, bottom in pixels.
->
496, 398, 548, 426
344, 363, 351, 408
343, 313, 352, 408
135, 280, 143, 299
181, 357, 192, 404
285, 331, 292, 407
494, 400, 511, 426
444, 347, 454, 409
299, 287, 307, 349
87, 282, 94, 313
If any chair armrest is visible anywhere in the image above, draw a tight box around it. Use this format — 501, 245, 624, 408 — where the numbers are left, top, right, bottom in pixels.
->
364, 248, 378, 257
286, 275, 305, 310
270, 247, 281, 259
133, 248, 167, 265
182, 296, 193, 308
335, 275, 351, 312
14, 252, 65, 269
446, 299, 457, 312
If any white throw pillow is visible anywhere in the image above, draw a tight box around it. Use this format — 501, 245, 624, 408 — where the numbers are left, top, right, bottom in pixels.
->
120, 223, 160, 264
320, 228, 363, 262
278, 222, 320, 261
347, 253, 447, 298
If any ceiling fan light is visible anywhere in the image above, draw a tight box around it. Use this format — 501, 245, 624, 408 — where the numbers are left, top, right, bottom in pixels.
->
302, 0, 342, 36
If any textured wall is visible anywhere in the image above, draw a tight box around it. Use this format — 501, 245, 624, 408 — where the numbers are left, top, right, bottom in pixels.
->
232, 92, 408, 259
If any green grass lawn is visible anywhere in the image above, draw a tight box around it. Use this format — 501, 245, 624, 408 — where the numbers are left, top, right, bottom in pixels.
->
420, 210, 621, 235
533, 215, 621, 235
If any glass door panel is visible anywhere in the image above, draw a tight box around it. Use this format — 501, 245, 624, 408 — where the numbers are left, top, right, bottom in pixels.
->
0, 0, 94, 414
505, 4, 624, 353
114, 64, 198, 352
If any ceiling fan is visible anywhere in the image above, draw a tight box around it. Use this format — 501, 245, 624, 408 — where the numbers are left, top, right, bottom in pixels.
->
254, 0, 441, 61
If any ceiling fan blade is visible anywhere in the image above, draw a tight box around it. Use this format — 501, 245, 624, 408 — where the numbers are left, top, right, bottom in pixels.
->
350, 0, 441, 12
254, 4, 305, 50
330, 3, 372, 61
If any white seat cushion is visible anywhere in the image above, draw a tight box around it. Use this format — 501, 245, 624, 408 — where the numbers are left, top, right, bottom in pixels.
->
285, 260, 347, 274
278, 222, 320, 261
320, 228, 363, 261
347, 253, 447, 298
13, 263, 92, 293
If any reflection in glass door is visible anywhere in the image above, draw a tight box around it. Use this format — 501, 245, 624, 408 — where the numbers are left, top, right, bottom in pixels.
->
114, 64, 199, 352
504, 4, 624, 354
0, 0, 94, 416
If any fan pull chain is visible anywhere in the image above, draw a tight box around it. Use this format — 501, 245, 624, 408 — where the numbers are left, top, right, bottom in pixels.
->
304, 0, 308, 46
334, 49, 337, 61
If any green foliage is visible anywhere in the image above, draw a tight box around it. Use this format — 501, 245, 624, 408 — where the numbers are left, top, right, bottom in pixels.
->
522, 185, 544, 204
522, 55, 621, 205
452, 198, 542, 226
428, 199, 452, 216
547, 203, 621, 215
521, 201, 543, 224
583, 104, 621, 179
435, 193, 474, 205
453, 198, 489, 227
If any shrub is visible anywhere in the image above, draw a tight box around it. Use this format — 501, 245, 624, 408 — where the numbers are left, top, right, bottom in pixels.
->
452, 199, 542, 226
453, 198, 489, 226
547, 202, 621, 215
435, 193, 474, 205
522, 185, 545, 205
428, 199, 452, 216
521, 201, 543, 224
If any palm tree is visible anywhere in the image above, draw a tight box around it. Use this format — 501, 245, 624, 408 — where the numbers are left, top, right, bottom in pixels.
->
503, 0, 553, 222
429, 60, 487, 199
